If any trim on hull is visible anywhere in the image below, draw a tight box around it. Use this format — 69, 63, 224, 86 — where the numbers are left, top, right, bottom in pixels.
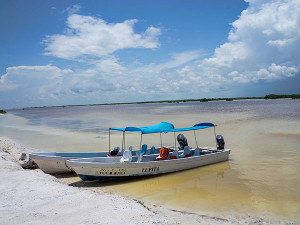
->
78, 175, 118, 181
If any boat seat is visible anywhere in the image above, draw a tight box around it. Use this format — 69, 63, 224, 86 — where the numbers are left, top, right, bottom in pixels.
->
194, 147, 200, 156
140, 144, 147, 155
179, 146, 190, 158
170, 150, 178, 159
150, 146, 156, 154
120, 146, 133, 162
137, 144, 147, 162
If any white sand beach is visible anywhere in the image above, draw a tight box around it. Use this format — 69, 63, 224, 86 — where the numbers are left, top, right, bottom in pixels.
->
0, 136, 277, 225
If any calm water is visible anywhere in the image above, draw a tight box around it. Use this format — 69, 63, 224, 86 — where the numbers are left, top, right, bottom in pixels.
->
1, 100, 300, 222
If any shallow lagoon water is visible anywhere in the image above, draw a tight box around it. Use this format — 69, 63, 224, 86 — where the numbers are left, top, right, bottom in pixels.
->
1, 99, 300, 223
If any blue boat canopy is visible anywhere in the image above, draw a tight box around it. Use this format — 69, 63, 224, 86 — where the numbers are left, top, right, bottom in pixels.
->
170, 123, 215, 132
109, 122, 175, 134
109, 122, 215, 134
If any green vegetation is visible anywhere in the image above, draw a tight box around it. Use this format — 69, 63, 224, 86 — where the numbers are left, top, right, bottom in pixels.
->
0, 109, 7, 114
133, 199, 152, 212
264, 94, 300, 99
199, 98, 209, 102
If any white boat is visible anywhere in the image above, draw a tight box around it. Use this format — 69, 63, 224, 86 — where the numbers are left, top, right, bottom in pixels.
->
29, 122, 174, 174
29, 152, 112, 174
67, 149, 230, 181
66, 122, 231, 181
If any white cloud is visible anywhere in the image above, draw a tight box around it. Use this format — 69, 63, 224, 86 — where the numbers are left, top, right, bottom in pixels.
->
0, 65, 71, 99
44, 14, 161, 60
64, 4, 81, 15
133, 50, 204, 74
94, 57, 125, 74
229, 64, 299, 84
173, 0, 300, 92
203, 42, 248, 67
0, 49, 204, 107
267, 38, 296, 47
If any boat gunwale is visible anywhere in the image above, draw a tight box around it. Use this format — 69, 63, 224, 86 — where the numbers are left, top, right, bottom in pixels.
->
66, 149, 231, 169
29, 152, 122, 161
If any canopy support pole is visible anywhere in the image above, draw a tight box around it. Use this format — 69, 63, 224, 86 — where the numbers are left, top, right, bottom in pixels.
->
109, 129, 111, 153
213, 126, 217, 148
140, 133, 143, 150
174, 132, 176, 150
160, 133, 162, 148
124, 131, 126, 150
121, 131, 124, 152
194, 130, 199, 148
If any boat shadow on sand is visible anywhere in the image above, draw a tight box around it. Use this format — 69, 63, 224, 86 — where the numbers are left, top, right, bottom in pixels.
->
55, 160, 231, 189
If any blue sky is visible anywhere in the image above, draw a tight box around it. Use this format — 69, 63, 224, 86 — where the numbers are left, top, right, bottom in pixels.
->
1, 0, 299, 109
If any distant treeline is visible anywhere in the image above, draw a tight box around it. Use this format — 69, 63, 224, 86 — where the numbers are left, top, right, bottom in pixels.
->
164, 94, 300, 103
166, 96, 261, 103
0, 109, 7, 114
264, 94, 300, 99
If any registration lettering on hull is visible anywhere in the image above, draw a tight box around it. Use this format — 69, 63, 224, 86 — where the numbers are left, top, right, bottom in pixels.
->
95, 168, 126, 176
141, 167, 159, 173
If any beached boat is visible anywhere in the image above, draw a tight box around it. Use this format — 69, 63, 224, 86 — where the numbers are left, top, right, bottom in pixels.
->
29, 152, 113, 174
66, 123, 230, 181
29, 122, 174, 174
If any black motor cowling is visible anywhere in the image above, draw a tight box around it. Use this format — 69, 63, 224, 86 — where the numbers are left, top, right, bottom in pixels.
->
177, 133, 188, 150
110, 147, 120, 156
216, 135, 225, 150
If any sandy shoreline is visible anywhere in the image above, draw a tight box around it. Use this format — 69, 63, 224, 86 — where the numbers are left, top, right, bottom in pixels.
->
0, 137, 294, 225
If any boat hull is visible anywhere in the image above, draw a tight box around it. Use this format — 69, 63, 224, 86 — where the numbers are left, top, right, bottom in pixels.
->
32, 157, 72, 174
67, 149, 231, 180
29, 152, 112, 174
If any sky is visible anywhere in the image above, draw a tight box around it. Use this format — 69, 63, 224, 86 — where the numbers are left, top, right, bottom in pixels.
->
0, 0, 300, 109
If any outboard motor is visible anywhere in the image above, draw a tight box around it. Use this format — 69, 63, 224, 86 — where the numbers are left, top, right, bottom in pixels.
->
110, 147, 120, 156
216, 135, 225, 150
177, 134, 188, 150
